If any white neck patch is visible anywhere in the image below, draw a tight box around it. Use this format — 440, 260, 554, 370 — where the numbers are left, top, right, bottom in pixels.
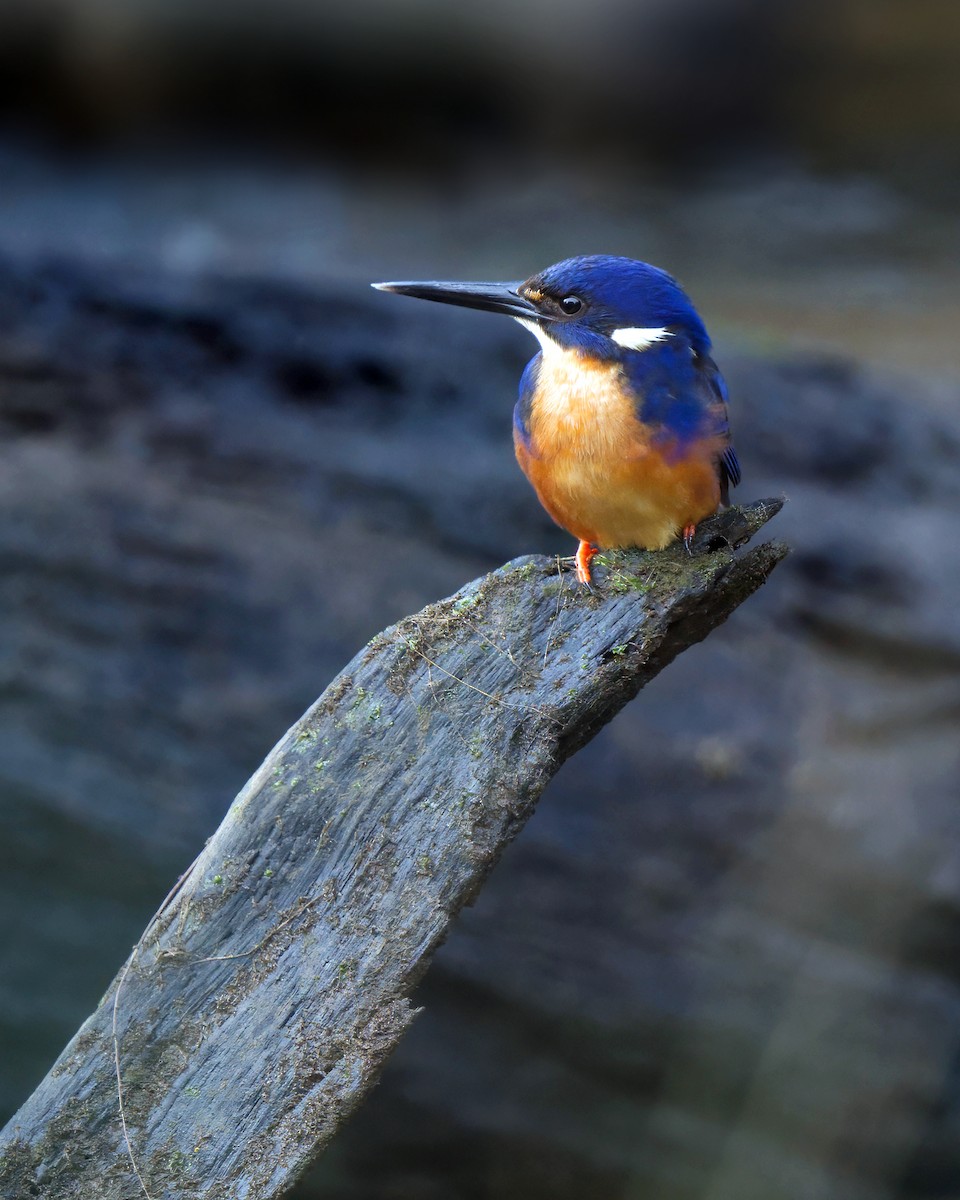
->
515, 317, 560, 357
610, 326, 672, 351
516, 317, 671, 356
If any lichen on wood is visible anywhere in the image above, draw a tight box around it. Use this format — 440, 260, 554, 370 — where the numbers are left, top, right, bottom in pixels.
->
0, 498, 787, 1200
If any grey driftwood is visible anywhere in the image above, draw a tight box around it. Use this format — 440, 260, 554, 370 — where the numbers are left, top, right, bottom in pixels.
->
0, 499, 786, 1200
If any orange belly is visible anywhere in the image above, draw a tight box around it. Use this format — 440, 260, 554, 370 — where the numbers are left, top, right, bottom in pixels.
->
515, 433, 722, 549
513, 348, 724, 549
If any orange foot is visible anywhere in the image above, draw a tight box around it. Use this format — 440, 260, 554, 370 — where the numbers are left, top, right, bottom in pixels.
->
575, 540, 598, 585
682, 523, 697, 554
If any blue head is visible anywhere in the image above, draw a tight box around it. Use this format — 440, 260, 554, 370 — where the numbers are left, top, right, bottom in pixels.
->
374, 254, 711, 361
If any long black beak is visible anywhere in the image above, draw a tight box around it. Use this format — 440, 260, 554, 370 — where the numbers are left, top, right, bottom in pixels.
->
372, 279, 551, 321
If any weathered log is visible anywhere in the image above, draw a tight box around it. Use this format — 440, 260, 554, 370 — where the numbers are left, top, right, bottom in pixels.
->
0, 499, 786, 1200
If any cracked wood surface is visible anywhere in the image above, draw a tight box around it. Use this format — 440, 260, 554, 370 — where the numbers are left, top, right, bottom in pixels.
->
0, 498, 786, 1200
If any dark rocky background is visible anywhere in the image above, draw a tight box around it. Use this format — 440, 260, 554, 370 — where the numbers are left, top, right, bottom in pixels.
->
1, 2, 959, 1198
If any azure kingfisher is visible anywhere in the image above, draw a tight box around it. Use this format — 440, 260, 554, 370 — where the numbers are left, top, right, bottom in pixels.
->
373, 255, 740, 585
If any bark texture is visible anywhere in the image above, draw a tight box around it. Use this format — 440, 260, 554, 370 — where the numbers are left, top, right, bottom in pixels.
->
0, 498, 786, 1200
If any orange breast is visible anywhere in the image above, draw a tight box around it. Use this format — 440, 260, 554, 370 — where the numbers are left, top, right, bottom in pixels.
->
514, 353, 723, 550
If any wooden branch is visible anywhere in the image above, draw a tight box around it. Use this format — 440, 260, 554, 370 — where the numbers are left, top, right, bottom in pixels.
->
0, 499, 787, 1200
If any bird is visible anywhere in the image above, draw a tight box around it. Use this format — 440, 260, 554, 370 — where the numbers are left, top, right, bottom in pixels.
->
373, 255, 740, 585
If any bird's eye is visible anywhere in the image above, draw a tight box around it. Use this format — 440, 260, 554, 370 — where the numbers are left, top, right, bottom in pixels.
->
559, 296, 583, 315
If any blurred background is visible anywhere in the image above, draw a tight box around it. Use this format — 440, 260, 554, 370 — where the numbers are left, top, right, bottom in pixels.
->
1, 1, 960, 1197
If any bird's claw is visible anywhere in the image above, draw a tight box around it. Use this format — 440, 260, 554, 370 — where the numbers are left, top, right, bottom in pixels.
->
575, 540, 598, 586
682, 523, 697, 555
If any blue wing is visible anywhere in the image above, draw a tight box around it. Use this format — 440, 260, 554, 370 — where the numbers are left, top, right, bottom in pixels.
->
513, 353, 540, 453
623, 335, 741, 500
